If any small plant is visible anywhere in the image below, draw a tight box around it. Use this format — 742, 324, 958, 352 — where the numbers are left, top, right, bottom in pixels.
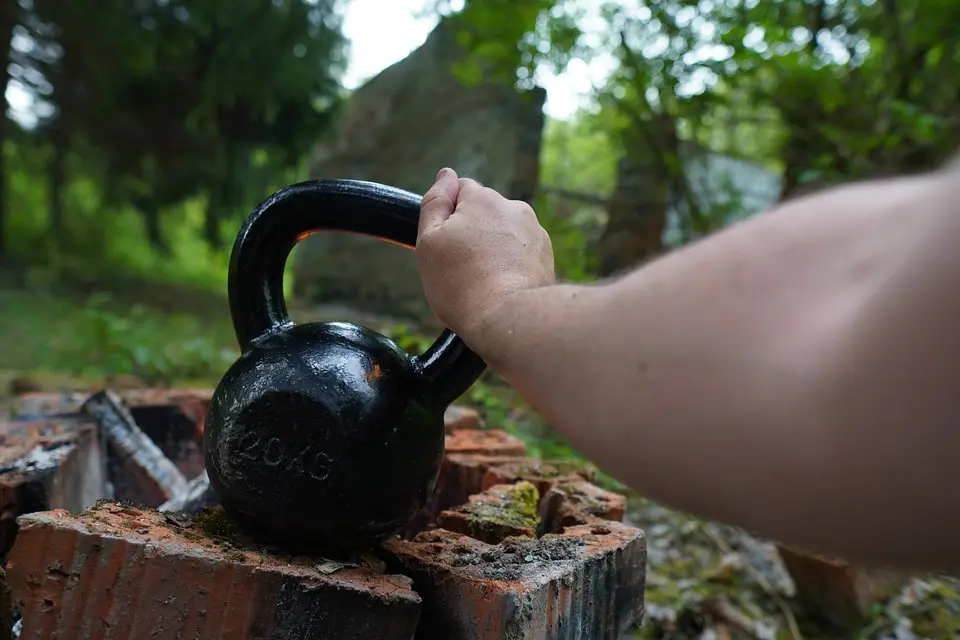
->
52, 292, 237, 385
383, 322, 434, 355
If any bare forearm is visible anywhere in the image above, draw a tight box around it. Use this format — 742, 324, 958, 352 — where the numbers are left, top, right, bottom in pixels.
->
470, 170, 960, 568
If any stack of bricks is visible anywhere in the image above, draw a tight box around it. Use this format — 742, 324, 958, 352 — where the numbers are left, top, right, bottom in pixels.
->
0, 385, 911, 638
0, 388, 649, 639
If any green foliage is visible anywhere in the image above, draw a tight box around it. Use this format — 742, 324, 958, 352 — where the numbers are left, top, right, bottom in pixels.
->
450, 0, 960, 245
541, 115, 618, 196
51, 293, 237, 385
0, 281, 238, 391
5, 139, 231, 291
426, 0, 587, 88
6, 0, 347, 259
536, 115, 618, 281
384, 322, 435, 356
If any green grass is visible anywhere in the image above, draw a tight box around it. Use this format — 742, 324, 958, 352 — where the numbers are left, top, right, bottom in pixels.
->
0, 278, 238, 392
0, 287, 88, 372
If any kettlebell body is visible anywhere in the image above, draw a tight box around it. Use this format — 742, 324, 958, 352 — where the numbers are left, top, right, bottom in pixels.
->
203, 180, 485, 552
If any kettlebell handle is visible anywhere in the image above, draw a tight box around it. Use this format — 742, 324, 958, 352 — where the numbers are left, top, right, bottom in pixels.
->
228, 179, 486, 407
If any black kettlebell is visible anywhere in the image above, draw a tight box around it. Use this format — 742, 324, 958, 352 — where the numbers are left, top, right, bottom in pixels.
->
202, 179, 486, 552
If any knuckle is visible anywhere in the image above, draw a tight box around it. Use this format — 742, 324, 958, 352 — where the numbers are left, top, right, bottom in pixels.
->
511, 200, 537, 218
420, 189, 450, 210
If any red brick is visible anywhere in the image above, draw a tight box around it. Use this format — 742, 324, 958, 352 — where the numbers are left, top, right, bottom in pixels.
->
116, 389, 210, 480
776, 544, 906, 630
8, 503, 422, 639
436, 482, 540, 545
14, 389, 210, 421
434, 455, 522, 511
0, 568, 10, 640
400, 454, 523, 539
381, 521, 646, 639
539, 479, 627, 533
444, 429, 527, 457
480, 458, 596, 497
82, 391, 188, 507
11, 392, 88, 419
0, 417, 108, 559
405, 434, 531, 539
443, 405, 484, 432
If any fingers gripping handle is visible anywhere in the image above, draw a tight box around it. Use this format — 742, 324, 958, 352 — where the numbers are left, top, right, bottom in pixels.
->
227, 179, 486, 406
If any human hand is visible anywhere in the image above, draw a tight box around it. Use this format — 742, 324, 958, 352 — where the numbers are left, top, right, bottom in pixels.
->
417, 167, 555, 342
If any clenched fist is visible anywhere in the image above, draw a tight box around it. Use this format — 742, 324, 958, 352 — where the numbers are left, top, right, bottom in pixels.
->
416, 168, 555, 344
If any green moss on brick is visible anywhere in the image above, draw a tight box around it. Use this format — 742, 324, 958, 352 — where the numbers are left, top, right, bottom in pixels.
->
461, 481, 541, 533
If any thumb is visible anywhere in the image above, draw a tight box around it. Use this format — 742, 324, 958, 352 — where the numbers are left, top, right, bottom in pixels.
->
419, 168, 460, 236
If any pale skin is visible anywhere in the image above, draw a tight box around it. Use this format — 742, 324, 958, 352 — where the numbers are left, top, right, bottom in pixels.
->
415, 163, 960, 571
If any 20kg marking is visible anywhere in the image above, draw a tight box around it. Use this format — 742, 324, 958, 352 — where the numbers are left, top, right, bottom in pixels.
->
234, 432, 332, 481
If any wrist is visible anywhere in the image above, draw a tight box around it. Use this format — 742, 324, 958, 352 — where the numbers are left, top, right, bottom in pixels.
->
463, 290, 531, 370
464, 283, 596, 373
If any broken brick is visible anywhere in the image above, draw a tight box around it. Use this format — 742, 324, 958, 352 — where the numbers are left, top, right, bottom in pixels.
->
433, 455, 522, 513
444, 429, 527, 457
776, 544, 906, 630
381, 522, 646, 640
480, 458, 596, 497
538, 479, 627, 533
0, 569, 10, 640
114, 388, 210, 479
400, 454, 522, 539
0, 417, 108, 559
14, 389, 210, 420
8, 503, 422, 639
82, 390, 188, 507
436, 482, 540, 545
15, 389, 211, 480
10, 392, 88, 420
443, 405, 483, 433
407, 431, 532, 538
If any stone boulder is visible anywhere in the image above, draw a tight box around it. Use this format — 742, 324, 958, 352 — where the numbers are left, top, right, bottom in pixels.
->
293, 17, 546, 320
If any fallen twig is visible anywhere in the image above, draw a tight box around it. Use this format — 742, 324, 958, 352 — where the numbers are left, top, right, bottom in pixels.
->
703, 597, 765, 639
702, 524, 804, 640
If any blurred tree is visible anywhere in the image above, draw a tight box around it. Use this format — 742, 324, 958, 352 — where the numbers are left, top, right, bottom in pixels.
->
0, 0, 26, 259
14, 0, 346, 252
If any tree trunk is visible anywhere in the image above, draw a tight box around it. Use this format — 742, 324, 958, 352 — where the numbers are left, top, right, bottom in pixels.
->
597, 153, 671, 277
0, 2, 18, 260
135, 198, 169, 255
203, 178, 229, 251
48, 128, 68, 239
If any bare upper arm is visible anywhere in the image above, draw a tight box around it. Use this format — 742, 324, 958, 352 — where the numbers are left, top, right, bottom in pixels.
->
809, 167, 960, 567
